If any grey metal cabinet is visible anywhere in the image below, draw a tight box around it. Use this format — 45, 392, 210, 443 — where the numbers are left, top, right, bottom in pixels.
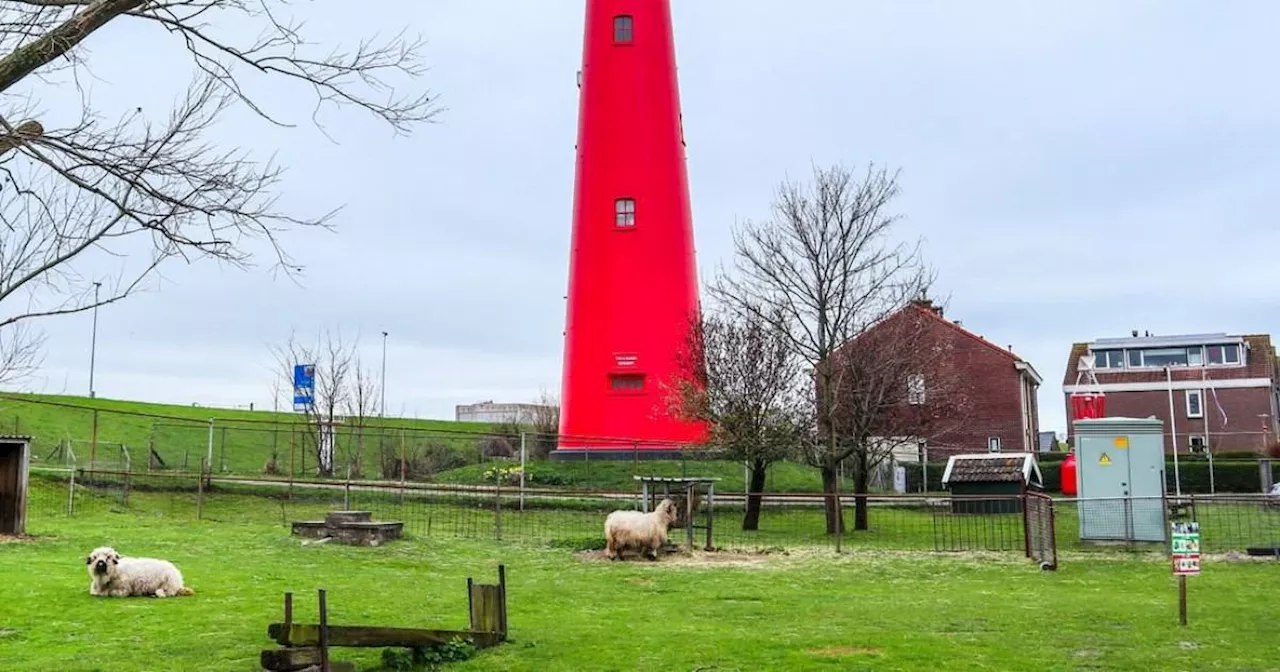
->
1073, 417, 1166, 543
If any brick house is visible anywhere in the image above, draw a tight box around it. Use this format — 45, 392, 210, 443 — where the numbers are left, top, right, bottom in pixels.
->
1062, 332, 1280, 454
831, 299, 1043, 462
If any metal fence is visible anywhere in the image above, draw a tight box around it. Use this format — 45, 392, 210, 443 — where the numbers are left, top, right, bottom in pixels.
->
23, 467, 1280, 560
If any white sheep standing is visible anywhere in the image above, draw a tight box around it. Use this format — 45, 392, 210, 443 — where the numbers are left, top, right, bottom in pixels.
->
604, 498, 680, 561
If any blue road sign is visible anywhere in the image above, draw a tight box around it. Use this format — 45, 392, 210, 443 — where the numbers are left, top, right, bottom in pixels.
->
293, 363, 315, 408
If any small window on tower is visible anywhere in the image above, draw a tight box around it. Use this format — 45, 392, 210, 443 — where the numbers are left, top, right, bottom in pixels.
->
610, 373, 645, 391
613, 15, 633, 43
615, 198, 636, 227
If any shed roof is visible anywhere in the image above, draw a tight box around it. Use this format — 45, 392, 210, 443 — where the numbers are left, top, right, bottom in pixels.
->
942, 453, 1043, 488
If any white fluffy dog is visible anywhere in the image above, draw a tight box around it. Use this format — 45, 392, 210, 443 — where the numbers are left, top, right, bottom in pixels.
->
86, 546, 194, 598
604, 498, 680, 561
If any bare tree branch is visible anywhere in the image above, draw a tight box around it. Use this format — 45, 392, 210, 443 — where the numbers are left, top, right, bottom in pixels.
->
0, 1, 439, 384
712, 162, 936, 533
664, 303, 808, 530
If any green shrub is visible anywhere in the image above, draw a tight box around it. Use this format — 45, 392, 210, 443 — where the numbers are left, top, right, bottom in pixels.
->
380, 636, 477, 671
904, 457, 1279, 494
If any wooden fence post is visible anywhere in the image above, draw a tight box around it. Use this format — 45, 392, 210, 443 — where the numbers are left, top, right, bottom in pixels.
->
90, 409, 99, 470
67, 468, 76, 516
494, 478, 503, 541
196, 458, 206, 520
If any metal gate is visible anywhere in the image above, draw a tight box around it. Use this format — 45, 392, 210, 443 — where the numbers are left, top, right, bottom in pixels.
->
1023, 492, 1058, 570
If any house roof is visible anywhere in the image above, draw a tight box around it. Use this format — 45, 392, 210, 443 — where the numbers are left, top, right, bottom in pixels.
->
1061, 333, 1278, 387
837, 300, 1038, 376
942, 453, 1043, 487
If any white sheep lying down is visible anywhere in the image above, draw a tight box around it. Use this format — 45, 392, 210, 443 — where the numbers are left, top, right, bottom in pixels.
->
604, 498, 679, 561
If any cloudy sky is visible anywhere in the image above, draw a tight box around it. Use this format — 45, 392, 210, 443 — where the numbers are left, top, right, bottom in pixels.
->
9, 1, 1280, 434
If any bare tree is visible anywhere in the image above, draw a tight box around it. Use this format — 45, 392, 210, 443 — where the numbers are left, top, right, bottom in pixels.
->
527, 388, 560, 459
0, 2, 438, 381
713, 162, 936, 533
342, 355, 381, 479
273, 328, 366, 477
818, 302, 973, 530
665, 305, 807, 530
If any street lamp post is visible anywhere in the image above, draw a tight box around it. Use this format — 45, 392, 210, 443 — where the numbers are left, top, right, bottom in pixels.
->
380, 331, 388, 417
89, 281, 101, 398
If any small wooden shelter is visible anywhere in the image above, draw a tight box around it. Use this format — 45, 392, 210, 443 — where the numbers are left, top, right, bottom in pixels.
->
0, 435, 32, 535
634, 475, 718, 551
942, 452, 1043, 514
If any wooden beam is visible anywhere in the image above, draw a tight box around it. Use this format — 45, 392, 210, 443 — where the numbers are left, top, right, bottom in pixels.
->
267, 624, 503, 649
260, 647, 321, 671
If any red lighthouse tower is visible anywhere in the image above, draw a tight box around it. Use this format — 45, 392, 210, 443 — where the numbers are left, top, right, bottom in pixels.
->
555, 0, 706, 456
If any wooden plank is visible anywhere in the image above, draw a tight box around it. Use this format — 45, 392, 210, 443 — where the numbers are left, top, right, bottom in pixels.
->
469, 584, 502, 635
260, 647, 321, 671
317, 589, 329, 672
267, 624, 503, 649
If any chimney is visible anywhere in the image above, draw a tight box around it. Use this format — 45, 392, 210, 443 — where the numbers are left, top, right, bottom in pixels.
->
912, 298, 942, 317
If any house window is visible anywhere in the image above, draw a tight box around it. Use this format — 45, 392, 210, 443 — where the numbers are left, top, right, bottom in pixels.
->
1140, 347, 1190, 368
609, 373, 645, 391
1126, 349, 1142, 368
615, 198, 635, 227
613, 15, 633, 43
1186, 390, 1203, 418
906, 374, 925, 405
1207, 344, 1241, 365
1188, 435, 1206, 453
1093, 349, 1124, 369
988, 437, 1001, 453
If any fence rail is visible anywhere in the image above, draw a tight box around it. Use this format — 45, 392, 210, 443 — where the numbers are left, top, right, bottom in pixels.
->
24, 466, 1280, 562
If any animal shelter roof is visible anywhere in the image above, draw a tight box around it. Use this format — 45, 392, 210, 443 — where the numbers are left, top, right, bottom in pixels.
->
941, 453, 1043, 488
632, 476, 720, 483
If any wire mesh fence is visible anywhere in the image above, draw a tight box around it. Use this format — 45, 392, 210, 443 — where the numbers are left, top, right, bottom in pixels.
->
23, 464, 1280, 563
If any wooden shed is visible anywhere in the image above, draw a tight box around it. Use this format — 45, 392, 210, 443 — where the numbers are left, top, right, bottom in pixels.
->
942, 453, 1043, 514
0, 435, 32, 536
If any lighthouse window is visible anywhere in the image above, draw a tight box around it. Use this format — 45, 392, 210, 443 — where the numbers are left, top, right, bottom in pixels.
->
610, 373, 645, 391
613, 15, 633, 43
615, 198, 636, 227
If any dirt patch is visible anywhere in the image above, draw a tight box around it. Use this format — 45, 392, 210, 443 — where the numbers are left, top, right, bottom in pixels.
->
575, 548, 785, 568
807, 646, 881, 657
0, 534, 44, 544
625, 577, 652, 586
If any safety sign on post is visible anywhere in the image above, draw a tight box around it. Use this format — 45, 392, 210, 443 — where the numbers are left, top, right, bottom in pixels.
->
1170, 521, 1200, 625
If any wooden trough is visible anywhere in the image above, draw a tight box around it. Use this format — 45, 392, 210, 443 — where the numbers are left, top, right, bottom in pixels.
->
261, 566, 509, 672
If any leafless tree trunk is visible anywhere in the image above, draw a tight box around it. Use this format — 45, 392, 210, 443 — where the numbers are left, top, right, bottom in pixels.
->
713, 162, 937, 533
528, 388, 560, 459
664, 305, 806, 531
273, 329, 365, 477
0, 2, 438, 382
343, 357, 381, 479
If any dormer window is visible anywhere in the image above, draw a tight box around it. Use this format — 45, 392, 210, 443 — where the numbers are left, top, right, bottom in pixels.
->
615, 197, 635, 227
614, 15, 633, 43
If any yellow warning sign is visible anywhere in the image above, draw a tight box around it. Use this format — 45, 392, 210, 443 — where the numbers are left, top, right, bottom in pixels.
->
1099, 453, 1112, 466
1113, 436, 1129, 449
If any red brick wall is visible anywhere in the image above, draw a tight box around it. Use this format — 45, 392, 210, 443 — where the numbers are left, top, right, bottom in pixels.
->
1063, 387, 1275, 453
916, 317, 1038, 456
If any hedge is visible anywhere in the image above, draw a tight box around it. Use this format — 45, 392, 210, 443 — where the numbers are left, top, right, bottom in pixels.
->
904, 458, 1279, 495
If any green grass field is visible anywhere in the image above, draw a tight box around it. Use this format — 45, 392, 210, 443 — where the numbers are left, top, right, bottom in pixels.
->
5, 482, 1280, 671
0, 392, 859, 493
433, 459, 857, 494
0, 393, 494, 476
